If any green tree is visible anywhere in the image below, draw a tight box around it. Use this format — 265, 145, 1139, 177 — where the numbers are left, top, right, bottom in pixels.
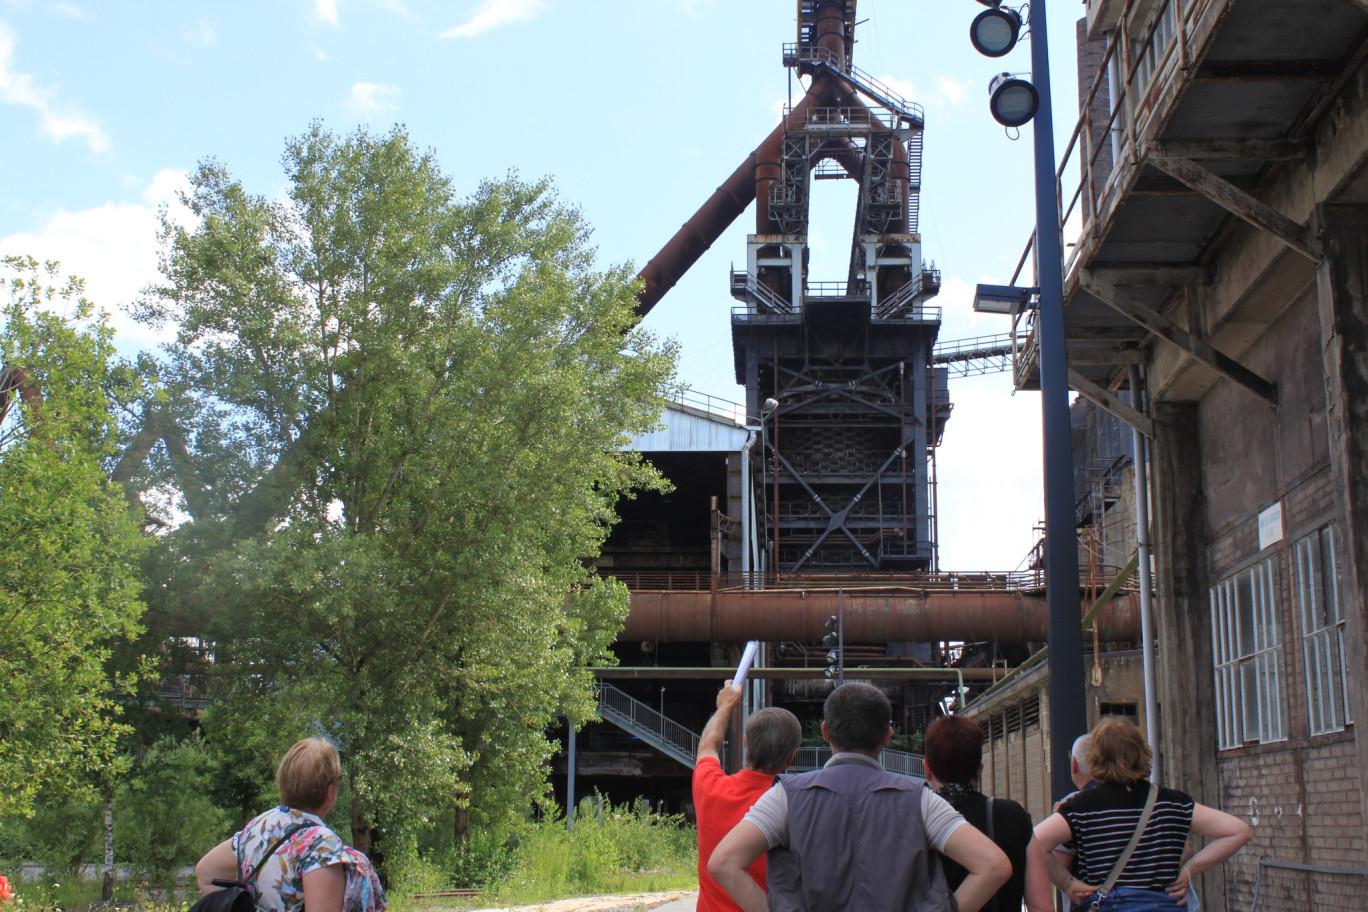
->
133, 123, 676, 860
0, 256, 148, 818
114, 734, 231, 891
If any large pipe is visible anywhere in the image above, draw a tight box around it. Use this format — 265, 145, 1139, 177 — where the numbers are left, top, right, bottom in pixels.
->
622, 589, 1141, 643
636, 3, 862, 317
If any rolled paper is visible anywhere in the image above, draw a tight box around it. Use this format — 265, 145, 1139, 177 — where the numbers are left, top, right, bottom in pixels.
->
733, 640, 760, 691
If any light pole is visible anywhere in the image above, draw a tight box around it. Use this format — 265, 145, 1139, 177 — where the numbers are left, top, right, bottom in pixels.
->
970, 0, 1087, 802
759, 397, 778, 580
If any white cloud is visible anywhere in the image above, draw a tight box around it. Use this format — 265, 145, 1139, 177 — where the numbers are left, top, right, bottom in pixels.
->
873, 73, 973, 111
0, 19, 110, 153
308, 41, 329, 61
440, 0, 546, 39
934, 75, 972, 107
313, 0, 339, 26
935, 377, 1044, 571
0, 169, 192, 356
55, 3, 85, 19
181, 20, 216, 47
346, 81, 401, 119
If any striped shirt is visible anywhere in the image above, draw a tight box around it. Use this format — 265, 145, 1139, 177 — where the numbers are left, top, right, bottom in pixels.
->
1060, 781, 1194, 890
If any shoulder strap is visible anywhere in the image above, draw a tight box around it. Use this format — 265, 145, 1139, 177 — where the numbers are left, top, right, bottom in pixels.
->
984, 795, 995, 842
1091, 783, 1159, 908
246, 823, 317, 887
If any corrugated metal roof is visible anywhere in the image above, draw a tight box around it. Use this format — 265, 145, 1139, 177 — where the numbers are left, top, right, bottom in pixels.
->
626, 400, 752, 453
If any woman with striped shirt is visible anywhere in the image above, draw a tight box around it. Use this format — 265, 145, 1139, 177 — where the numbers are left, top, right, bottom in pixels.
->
1033, 718, 1251, 910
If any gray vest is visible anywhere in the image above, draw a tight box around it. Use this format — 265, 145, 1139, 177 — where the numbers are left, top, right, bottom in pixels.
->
766, 759, 955, 912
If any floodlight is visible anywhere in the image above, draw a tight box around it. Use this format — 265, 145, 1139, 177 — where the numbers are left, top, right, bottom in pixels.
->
988, 73, 1039, 127
970, 6, 1021, 57
972, 283, 1038, 315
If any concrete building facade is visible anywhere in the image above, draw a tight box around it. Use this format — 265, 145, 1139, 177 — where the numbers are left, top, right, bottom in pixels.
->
986, 1, 1368, 908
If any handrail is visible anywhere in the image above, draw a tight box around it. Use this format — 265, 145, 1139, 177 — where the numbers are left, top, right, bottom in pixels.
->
788, 745, 926, 778
596, 682, 704, 770
601, 569, 1063, 592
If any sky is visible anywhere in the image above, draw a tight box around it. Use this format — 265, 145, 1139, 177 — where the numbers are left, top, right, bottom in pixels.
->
0, 0, 1090, 572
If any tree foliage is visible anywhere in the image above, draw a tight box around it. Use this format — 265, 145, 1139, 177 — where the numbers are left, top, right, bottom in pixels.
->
134, 123, 677, 855
0, 256, 147, 817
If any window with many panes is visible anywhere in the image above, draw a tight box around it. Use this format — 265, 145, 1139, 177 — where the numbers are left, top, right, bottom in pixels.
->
1211, 557, 1285, 748
1295, 525, 1352, 735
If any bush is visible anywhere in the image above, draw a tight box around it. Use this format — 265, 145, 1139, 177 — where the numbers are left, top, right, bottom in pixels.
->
115, 734, 230, 892
489, 795, 696, 904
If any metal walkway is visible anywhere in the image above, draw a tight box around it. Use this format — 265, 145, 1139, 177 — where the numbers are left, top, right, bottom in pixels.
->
596, 683, 926, 778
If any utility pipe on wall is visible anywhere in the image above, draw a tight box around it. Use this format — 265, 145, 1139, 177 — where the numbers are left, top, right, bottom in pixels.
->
1130, 365, 1160, 780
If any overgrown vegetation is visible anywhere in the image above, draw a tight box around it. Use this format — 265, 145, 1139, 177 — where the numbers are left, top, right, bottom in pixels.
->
0, 120, 682, 901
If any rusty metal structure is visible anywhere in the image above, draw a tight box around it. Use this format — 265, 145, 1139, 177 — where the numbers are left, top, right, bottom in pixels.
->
640, 0, 946, 573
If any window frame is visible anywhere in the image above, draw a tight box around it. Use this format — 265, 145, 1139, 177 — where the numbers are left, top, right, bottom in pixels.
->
1294, 525, 1352, 736
1210, 555, 1286, 748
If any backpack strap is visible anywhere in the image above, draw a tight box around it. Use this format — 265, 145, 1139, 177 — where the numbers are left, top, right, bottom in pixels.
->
244, 823, 318, 888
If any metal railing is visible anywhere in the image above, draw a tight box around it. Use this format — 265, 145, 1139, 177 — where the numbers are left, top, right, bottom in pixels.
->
603, 569, 1048, 592
596, 682, 704, 770
780, 44, 926, 127
1249, 857, 1368, 912
788, 745, 925, 778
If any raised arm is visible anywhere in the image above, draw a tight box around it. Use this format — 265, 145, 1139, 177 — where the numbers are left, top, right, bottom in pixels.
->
697, 680, 742, 764
1165, 802, 1253, 900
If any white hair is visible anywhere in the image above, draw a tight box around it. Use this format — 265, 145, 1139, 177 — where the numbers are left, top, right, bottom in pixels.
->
1071, 734, 1092, 775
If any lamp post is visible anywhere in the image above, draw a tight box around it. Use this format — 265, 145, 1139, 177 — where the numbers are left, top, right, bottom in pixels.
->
759, 397, 778, 580
970, 0, 1087, 802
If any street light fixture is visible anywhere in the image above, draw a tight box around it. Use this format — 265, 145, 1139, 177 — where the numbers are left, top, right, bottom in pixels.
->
988, 73, 1040, 127
968, 0, 1086, 804
972, 283, 1038, 315
970, 6, 1022, 57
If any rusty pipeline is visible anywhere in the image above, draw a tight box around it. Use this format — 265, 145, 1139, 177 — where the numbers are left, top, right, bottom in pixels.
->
621, 588, 1142, 644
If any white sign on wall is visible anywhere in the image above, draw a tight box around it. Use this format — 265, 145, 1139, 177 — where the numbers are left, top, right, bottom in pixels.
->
1258, 501, 1284, 551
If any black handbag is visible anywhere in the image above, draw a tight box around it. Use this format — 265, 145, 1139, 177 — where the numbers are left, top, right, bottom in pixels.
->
190, 823, 315, 912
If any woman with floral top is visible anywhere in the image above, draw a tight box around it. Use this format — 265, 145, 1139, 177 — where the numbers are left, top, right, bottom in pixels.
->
195, 738, 384, 912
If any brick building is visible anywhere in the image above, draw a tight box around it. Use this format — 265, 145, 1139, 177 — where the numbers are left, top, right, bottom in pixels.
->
978, 1, 1368, 908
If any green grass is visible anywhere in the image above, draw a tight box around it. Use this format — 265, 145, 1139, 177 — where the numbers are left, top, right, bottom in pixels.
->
402, 798, 697, 909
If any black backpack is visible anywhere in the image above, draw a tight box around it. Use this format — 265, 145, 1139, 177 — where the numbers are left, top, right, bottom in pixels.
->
189, 824, 315, 912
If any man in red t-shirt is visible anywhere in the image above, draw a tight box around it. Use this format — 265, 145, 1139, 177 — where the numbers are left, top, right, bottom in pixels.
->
692, 682, 801, 912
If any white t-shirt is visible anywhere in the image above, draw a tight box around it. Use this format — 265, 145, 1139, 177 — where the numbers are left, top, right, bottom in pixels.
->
742, 752, 966, 851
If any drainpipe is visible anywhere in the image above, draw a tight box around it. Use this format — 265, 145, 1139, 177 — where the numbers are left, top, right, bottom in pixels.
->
1130, 365, 1160, 780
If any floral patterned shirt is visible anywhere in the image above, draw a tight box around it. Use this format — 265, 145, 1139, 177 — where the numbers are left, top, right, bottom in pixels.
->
232, 807, 348, 912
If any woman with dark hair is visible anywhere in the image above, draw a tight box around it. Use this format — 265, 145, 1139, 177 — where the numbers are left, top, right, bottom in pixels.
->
195, 738, 385, 912
1034, 717, 1252, 910
924, 715, 1053, 912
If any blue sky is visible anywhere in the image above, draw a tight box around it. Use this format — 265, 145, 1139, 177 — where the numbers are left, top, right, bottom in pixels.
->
0, 0, 1090, 571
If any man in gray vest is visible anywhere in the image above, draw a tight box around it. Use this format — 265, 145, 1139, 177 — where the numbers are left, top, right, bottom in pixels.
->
708, 682, 1011, 912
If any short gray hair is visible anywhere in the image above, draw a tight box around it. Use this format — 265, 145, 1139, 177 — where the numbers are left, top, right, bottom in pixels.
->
1071, 734, 1092, 775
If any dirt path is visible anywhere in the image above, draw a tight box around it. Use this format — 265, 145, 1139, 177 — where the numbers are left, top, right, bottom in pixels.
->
465, 889, 696, 912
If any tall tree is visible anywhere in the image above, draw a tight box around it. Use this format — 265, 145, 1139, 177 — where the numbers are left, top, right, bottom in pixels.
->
0, 256, 147, 818
134, 123, 677, 856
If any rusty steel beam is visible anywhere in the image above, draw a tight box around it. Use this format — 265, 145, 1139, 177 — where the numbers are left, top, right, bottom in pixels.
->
621, 588, 1141, 643
591, 666, 1006, 681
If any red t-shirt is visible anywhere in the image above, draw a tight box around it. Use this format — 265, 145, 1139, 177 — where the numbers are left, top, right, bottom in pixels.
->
692, 757, 776, 912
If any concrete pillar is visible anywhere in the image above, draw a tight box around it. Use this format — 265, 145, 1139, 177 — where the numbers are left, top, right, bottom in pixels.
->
1148, 400, 1227, 910
1313, 203, 1368, 848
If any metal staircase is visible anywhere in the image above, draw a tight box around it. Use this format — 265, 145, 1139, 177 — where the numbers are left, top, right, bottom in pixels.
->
597, 682, 709, 770
595, 682, 927, 779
